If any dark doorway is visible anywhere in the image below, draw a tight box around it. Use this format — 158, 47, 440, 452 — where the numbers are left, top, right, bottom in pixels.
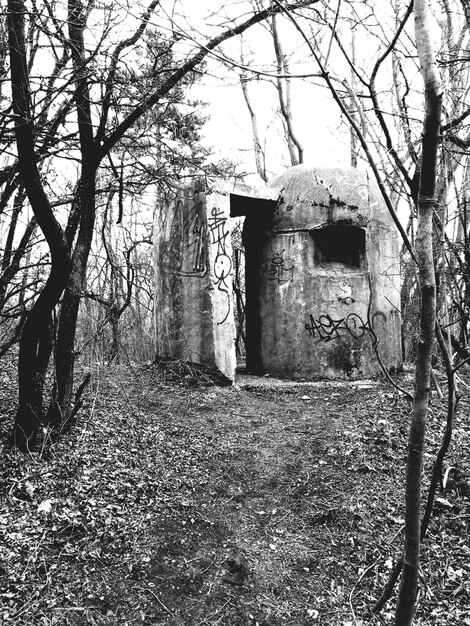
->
230, 194, 276, 374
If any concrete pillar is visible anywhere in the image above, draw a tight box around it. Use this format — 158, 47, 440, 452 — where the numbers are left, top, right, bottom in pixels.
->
154, 181, 236, 381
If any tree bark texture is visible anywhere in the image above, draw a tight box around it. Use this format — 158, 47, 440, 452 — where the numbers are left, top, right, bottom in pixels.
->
394, 1, 442, 623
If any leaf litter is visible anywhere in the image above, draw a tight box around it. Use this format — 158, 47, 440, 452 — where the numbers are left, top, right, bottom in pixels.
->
0, 358, 469, 625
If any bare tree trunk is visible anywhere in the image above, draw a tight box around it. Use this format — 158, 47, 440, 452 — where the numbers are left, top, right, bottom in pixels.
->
109, 308, 121, 363
240, 68, 268, 182
348, 25, 358, 167
394, 1, 442, 623
239, 41, 267, 181
7, 0, 71, 449
0, 186, 26, 306
51, 176, 96, 424
271, 15, 303, 165
49, 0, 97, 424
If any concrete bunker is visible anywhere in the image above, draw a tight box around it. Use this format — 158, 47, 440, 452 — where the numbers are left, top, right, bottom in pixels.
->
154, 166, 402, 381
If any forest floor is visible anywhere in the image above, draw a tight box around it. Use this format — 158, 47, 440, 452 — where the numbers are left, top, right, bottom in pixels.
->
1, 359, 470, 626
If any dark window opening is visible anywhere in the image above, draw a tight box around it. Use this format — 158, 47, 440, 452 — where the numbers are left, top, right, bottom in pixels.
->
311, 224, 365, 268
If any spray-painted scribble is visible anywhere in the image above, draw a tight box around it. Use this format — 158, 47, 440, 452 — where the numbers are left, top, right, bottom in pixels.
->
208, 206, 232, 324
189, 210, 206, 274
305, 311, 386, 344
160, 201, 207, 277
265, 250, 295, 282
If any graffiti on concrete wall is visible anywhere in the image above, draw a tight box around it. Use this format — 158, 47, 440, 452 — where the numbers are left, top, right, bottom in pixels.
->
161, 201, 207, 278
189, 209, 206, 275
160, 199, 233, 326
305, 311, 386, 344
208, 206, 232, 324
265, 250, 295, 282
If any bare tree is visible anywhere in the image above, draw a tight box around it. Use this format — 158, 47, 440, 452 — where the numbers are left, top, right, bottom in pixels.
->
7, 0, 72, 447
271, 14, 303, 165
395, 2, 442, 622
239, 57, 268, 181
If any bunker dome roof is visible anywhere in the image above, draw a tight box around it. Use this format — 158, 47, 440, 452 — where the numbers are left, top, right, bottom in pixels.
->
267, 165, 387, 231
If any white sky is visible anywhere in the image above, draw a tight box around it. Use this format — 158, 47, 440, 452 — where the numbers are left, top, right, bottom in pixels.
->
195, 76, 353, 181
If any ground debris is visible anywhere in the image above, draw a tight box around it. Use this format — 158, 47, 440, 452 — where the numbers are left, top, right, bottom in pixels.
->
0, 362, 469, 624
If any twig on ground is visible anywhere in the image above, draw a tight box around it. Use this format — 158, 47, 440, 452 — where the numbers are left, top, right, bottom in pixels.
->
148, 589, 177, 619
194, 600, 231, 626
51, 606, 102, 610
348, 556, 381, 623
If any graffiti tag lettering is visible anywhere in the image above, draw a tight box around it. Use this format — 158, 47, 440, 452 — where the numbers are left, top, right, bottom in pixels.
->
305, 311, 386, 344
189, 210, 206, 274
208, 206, 232, 324
265, 250, 295, 282
161, 201, 207, 278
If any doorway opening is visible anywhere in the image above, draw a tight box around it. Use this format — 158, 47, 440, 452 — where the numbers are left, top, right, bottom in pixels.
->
229, 193, 276, 374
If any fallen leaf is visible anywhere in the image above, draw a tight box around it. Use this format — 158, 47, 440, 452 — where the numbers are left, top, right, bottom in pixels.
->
37, 499, 53, 514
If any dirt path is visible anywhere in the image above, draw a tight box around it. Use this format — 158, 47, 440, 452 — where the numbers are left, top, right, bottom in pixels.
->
1, 363, 469, 625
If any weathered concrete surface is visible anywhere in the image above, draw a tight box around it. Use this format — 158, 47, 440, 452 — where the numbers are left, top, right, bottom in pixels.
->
154, 181, 236, 381
256, 165, 402, 379
154, 167, 402, 381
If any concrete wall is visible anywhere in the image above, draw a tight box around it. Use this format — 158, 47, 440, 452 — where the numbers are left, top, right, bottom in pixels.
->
257, 166, 402, 379
154, 181, 236, 380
